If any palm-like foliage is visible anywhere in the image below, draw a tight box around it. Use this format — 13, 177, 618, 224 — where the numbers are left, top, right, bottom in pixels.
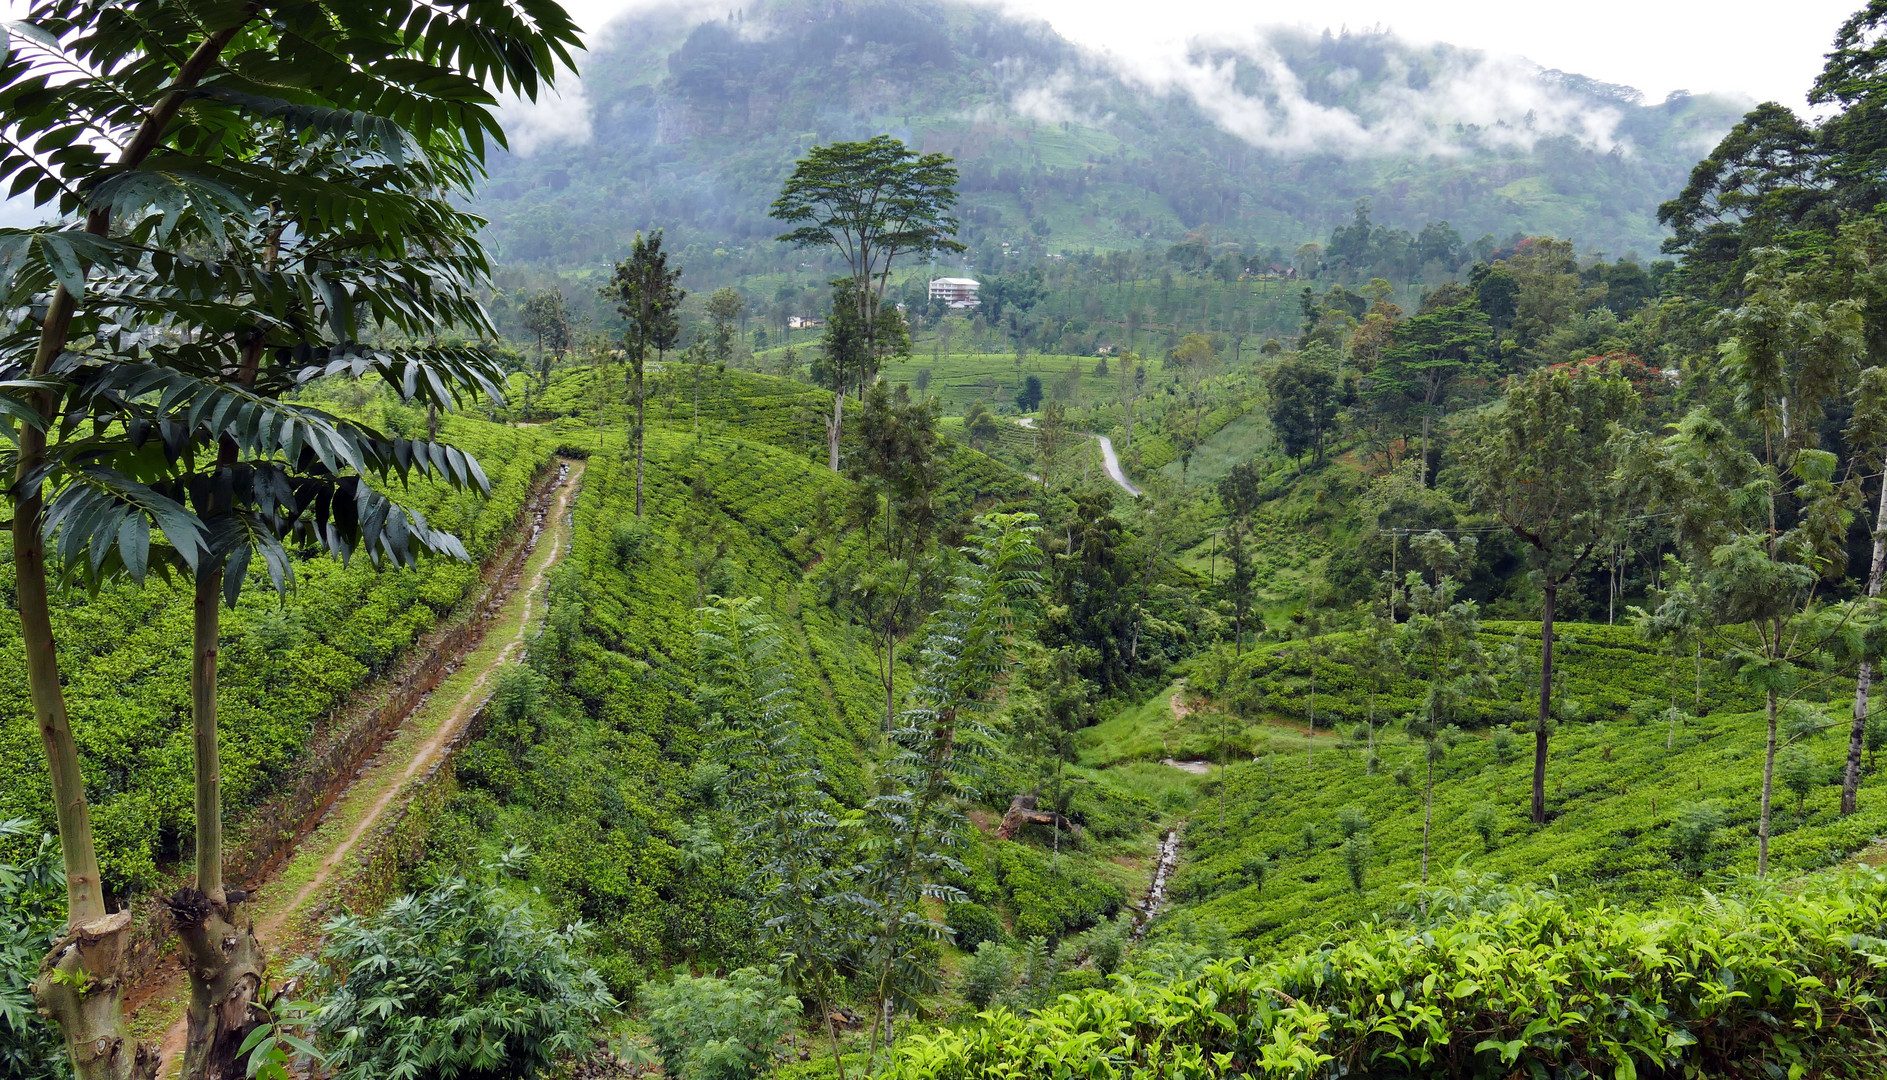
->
856, 512, 1041, 1064
0, 4, 580, 1077
296, 851, 612, 1080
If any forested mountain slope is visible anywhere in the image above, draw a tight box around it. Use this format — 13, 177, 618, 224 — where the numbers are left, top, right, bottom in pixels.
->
475, 0, 1746, 280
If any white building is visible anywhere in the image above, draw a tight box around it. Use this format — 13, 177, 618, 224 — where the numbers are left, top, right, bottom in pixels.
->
928, 277, 980, 308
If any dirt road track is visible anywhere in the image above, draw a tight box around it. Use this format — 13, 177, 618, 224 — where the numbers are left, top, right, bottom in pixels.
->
146, 459, 583, 1073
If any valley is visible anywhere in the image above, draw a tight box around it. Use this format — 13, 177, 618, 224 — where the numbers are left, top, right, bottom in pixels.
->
4, 1, 1887, 1079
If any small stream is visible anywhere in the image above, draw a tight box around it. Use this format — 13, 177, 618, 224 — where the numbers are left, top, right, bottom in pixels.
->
1133, 824, 1184, 940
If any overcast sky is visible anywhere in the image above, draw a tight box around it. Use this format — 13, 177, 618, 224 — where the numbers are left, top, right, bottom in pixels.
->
564, 0, 1855, 109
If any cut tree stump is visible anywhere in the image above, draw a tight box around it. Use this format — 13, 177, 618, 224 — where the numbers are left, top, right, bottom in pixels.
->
997, 795, 1083, 841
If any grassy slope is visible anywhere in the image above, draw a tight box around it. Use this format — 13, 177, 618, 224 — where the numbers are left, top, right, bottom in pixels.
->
1079, 622, 1887, 949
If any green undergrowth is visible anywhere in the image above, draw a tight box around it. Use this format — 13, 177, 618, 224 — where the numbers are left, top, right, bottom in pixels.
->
1226, 620, 1765, 732
885, 869, 1887, 1080
0, 415, 549, 891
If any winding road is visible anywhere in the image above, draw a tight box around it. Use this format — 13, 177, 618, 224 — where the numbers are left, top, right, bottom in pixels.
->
1014, 417, 1142, 497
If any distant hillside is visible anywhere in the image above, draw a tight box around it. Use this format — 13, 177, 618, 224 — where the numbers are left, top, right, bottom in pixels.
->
473, 0, 1747, 280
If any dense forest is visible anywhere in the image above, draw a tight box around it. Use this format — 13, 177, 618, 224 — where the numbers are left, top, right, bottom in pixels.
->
5, 2, 1887, 1080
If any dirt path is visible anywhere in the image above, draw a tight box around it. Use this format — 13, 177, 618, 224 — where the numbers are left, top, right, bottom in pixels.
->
148, 459, 584, 1072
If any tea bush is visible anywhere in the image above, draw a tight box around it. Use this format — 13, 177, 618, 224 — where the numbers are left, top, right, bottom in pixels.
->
0, 416, 549, 890
889, 871, 1887, 1080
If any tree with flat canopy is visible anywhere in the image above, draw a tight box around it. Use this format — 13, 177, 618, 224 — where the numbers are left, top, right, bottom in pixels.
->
1462, 363, 1643, 824
1368, 299, 1493, 485
770, 136, 963, 470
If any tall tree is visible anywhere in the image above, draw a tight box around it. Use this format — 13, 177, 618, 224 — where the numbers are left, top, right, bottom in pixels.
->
771, 136, 963, 470
860, 512, 1040, 1067
520, 288, 571, 385
601, 231, 685, 517
0, 3, 577, 1076
1642, 246, 1866, 874
1265, 345, 1342, 467
1462, 365, 1643, 824
1223, 521, 1256, 657
845, 381, 944, 730
1399, 533, 1488, 882
1842, 365, 1887, 813
1367, 300, 1493, 485
706, 287, 745, 367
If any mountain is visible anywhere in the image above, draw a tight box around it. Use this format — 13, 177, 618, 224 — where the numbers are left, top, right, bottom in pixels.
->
470, 0, 1749, 280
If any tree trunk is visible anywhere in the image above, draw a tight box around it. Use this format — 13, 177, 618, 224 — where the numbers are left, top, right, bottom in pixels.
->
635, 368, 646, 518
34, 911, 157, 1080
1422, 758, 1434, 884
179, 573, 264, 1080
1420, 411, 1432, 488
1306, 652, 1316, 764
192, 574, 224, 905
170, 886, 262, 1080
1759, 687, 1778, 878
1842, 469, 1886, 815
822, 995, 848, 1080
827, 391, 844, 472
1533, 585, 1556, 825
18, 288, 155, 1080
884, 623, 896, 735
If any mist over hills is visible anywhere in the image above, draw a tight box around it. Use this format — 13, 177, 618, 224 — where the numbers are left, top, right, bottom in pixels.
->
473, 0, 1748, 278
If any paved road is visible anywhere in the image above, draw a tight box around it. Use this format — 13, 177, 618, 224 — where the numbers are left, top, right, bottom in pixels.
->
1013, 417, 1142, 497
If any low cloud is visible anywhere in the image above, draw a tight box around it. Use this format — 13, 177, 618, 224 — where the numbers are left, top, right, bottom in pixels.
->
495, 80, 597, 157
1075, 26, 1645, 159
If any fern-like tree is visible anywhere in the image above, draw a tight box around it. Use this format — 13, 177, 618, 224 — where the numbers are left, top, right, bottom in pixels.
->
600, 231, 685, 517
694, 597, 856, 1080
771, 137, 963, 470
858, 512, 1041, 1067
1462, 363, 1642, 825
0, 4, 578, 1076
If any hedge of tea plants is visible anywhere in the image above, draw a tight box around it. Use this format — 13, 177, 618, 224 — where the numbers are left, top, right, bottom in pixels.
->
888, 870, 1887, 1080
0, 415, 549, 891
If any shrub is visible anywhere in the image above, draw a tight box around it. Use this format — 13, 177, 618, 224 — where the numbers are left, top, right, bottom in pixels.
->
299, 852, 613, 1080
888, 872, 1887, 1080
1778, 746, 1825, 812
1335, 806, 1369, 840
643, 968, 798, 1080
612, 518, 654, 567
1340, 836, 1373, 892
0, 821, 67, 1080
946, 901, 1004, 952
960, 942, 1013, 1008
1077, 915, 1131, 977
1238, 852, 1270, 891
1468, 803, 1500, 851
1670, 803, 1724, 869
